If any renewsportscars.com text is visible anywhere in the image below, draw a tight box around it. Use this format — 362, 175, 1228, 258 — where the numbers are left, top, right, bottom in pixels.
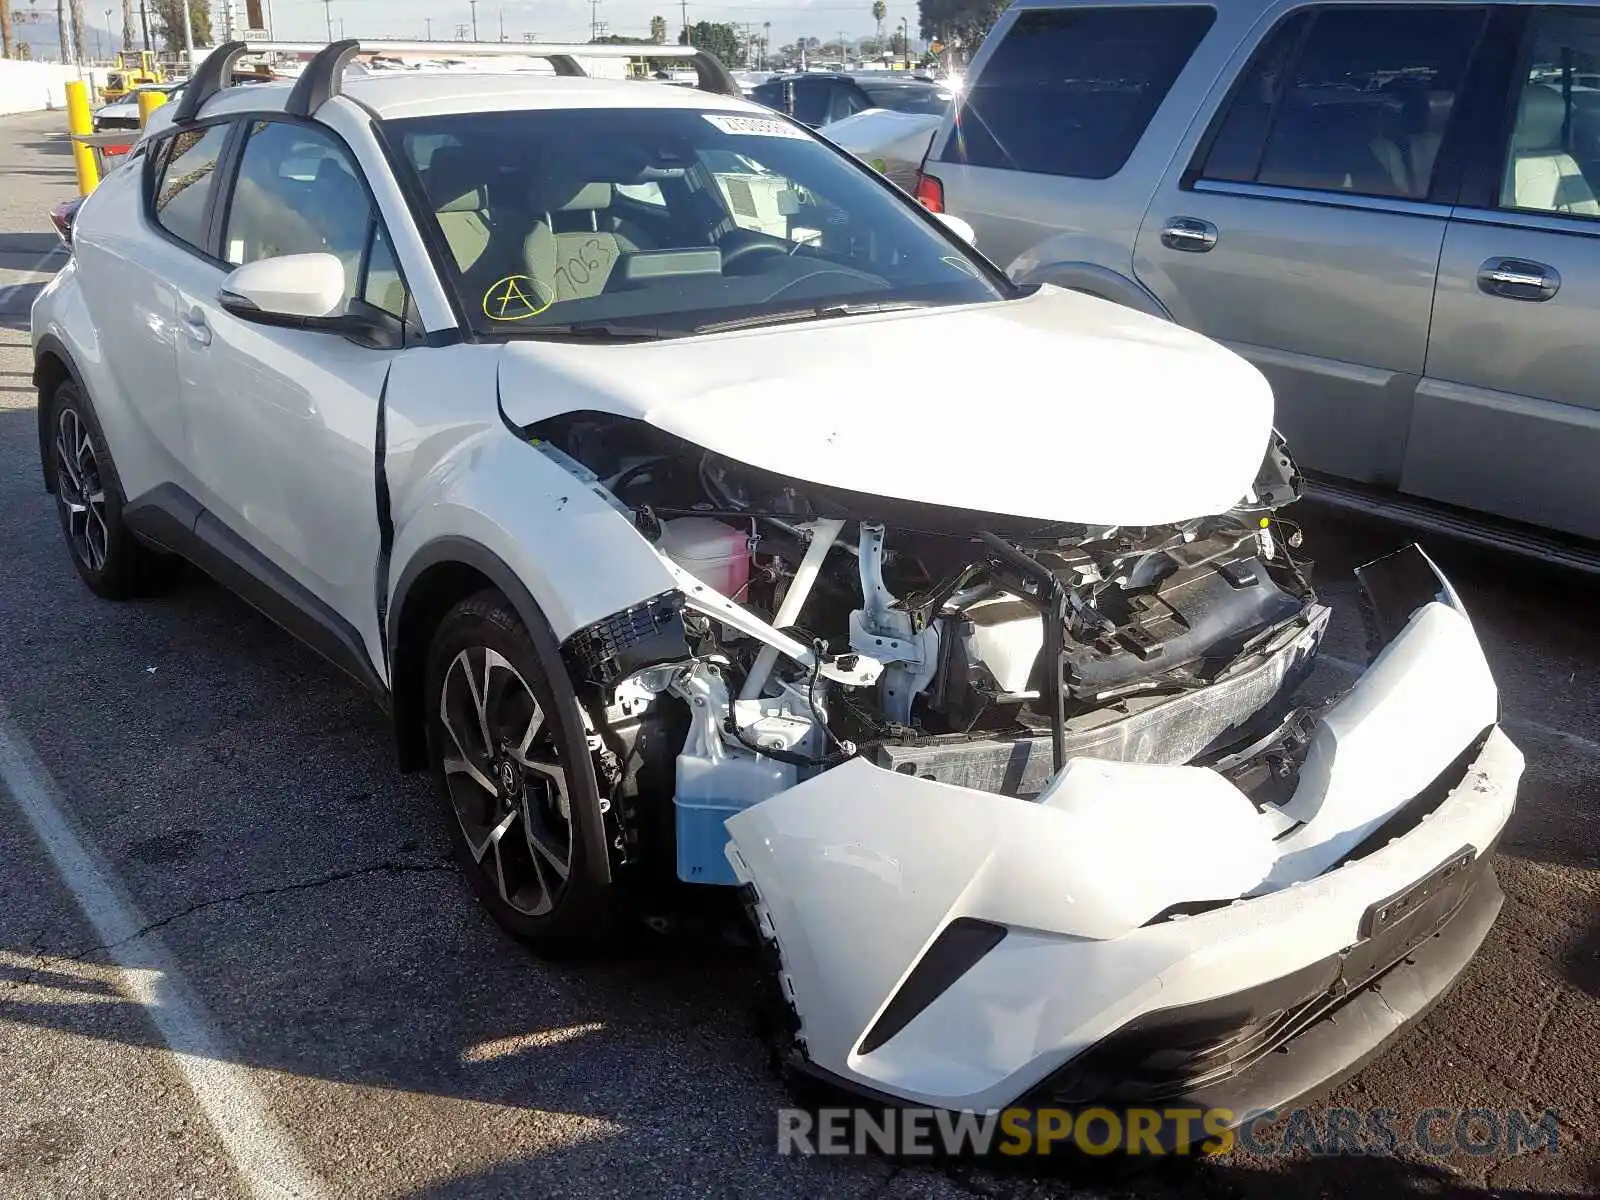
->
777, 1105, 1563, 1158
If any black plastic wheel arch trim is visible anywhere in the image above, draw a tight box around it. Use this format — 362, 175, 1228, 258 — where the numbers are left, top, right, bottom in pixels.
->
856, 917, 1008, 1056
387, 535, 613, 884
173, 40, 250, 124
120, 483, 388, 702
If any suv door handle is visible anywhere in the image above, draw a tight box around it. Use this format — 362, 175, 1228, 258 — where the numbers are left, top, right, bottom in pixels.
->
1161, 217, 1218, 253
1477, 258, 1560, 302
181, 307, 212, 346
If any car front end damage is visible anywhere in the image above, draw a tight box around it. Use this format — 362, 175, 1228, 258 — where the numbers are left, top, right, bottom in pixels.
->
520, 393, 1518, 1131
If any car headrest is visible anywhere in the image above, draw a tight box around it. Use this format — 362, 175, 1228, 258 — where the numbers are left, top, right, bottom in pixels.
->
426, 147, 488, 213
528, 164, 614, 214
1513, 84, 1568, 153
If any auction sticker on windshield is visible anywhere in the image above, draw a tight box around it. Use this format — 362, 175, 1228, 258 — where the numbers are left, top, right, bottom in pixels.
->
702, 114, 810, 139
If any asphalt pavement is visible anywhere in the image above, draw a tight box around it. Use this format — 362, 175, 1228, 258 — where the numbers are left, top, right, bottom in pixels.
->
1, 110, 1596, 1199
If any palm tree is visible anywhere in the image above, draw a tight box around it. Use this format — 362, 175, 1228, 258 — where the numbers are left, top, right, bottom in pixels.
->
121, 0, 134, 53
0, 0, 13, 59
649, 14, 666, 44
70, 0, 87, 62
871, 0, 885, 51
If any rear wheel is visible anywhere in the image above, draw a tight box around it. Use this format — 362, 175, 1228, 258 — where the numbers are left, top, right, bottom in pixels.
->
425, 589, 618, 951
49, 380, 179, 599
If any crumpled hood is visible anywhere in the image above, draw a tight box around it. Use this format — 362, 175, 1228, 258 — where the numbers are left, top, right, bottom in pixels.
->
496, 284, 1275, 526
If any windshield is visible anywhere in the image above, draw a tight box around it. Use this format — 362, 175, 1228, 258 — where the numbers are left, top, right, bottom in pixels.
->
391, 107, 1005, 338
861, 84, 955, 116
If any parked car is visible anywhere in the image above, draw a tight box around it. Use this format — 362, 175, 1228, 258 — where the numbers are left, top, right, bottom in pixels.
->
753, 71, 953, 127
33, 38, 1520, 1135
93, 80, 188, 131
916, 0, 1600, 544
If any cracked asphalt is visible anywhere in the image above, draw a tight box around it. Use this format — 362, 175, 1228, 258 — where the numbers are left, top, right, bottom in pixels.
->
1, 111, 1597, 1199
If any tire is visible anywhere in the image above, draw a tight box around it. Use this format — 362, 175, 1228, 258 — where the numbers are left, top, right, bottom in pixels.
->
48, 379, 181, 599
425, 588, 618, 952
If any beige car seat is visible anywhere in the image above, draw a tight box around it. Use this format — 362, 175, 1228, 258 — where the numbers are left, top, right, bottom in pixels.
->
425, 147, 494, 274
1503, 83, 1600, 216
523, 175, 653, 302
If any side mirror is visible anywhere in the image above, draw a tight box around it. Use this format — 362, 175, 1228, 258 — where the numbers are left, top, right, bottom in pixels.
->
935, 212, 977, 247
218, 252, 348, 326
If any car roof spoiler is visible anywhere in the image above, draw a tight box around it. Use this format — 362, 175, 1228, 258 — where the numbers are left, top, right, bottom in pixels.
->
187, 39, 745, 120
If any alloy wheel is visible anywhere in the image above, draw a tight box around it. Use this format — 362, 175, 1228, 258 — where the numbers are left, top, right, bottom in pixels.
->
55, 406, 109, 573
438, 646, 574, 917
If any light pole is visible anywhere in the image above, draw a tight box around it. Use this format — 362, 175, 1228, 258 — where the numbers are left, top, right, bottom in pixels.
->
103, 8, 111, 55
899, 16, 908, 69
322, 0, 332, 40
424, 16, 431, 38
469, 0, 478, 41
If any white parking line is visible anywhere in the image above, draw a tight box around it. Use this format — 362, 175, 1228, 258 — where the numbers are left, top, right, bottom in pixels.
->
0, 702, 326, 1200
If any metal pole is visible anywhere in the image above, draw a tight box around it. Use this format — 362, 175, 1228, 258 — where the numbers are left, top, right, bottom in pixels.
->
469, 0, 477, 41
424, 16, 430, 38
679, 0, 687, 46
180, 0, 193, 68
322, 0, 332, 40
65, 80, 100, 193
138, 0, 149, 50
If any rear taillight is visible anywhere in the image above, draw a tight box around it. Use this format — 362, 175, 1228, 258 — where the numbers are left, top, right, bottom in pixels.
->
913, 170, 945, 213
49, 198, 80, 249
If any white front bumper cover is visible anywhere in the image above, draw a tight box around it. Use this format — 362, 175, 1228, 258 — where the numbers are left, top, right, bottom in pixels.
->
725, 580, 1521, 1117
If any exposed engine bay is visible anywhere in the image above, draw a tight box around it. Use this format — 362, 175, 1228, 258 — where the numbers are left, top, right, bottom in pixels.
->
535, 412, 1326, 886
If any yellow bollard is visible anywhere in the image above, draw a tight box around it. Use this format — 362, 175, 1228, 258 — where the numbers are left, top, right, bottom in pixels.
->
137, 90, 167, 128
65, 80, 100, 196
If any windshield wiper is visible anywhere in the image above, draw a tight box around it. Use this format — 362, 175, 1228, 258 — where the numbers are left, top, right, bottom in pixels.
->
693, 301, 935, 335
513, 321, 676, 342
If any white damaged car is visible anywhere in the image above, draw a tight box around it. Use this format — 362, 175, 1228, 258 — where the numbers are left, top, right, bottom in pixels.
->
32, 41, 1520, 1138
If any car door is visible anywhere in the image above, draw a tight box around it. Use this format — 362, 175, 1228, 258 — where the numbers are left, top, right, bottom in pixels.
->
164, 117, 407, 672
1411, 6, 1600, 539
1133, 4, 1491, 487
76, 121, 233, 499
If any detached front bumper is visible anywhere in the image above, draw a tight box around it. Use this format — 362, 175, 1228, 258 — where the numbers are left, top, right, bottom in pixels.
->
726, 569, 1521, 1117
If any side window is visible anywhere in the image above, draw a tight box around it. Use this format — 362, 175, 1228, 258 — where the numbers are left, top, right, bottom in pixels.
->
1198, 7, 1486, 201
791, 82, 831, 127
938, 6, 1215, 179
222, 120, 376, 302
1500, 11, 1600, 218
151, 122, 232, 251
358, 223, 410, 319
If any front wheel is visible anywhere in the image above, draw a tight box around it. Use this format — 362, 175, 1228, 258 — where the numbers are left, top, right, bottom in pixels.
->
425, 589, 618, 952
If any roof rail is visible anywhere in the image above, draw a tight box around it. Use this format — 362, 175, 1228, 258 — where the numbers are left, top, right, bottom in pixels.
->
285, 39, 360, 117
172, 39, 249, 124
242, 39, 743, 104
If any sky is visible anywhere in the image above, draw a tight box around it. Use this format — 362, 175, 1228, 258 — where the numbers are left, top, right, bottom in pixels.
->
257, 0, 924, 52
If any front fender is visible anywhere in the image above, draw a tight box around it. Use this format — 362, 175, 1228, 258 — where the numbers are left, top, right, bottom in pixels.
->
387, 426, 678, 643
1008, 259, 1173, 321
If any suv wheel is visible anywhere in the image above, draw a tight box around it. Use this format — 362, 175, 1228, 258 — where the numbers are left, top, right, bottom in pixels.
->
425, 589, 617, 952
49, 380, 179, 599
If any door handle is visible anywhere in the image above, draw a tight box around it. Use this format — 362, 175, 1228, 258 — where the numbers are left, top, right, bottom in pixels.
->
1477, 258, 1560, 302
1161, 217, 1218, 253
180, 307, 212, 346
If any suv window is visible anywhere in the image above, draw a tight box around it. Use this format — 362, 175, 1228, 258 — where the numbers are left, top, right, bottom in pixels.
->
222, 121, 379, 304
1198, 7, 1486, 201
1500, 10, 1600, 218
938, 6, 1215, 179
151, 122, 231, 251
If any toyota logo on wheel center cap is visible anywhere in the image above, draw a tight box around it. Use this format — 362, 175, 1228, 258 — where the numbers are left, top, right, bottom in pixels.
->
498, 760, 518, 794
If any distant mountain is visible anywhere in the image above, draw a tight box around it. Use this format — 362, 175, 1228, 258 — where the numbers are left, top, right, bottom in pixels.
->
9, 4, 146, 64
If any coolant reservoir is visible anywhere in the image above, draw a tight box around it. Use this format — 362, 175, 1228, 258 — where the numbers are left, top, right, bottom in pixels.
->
658, 517, 750, 597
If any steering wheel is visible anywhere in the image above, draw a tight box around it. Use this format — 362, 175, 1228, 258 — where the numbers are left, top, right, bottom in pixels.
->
718, 235, 794, 271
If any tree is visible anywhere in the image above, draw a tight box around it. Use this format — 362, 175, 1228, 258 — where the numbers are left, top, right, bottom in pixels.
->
678, 19, 738, 66
1, 0, 13, 60
649, 14, 666, 44
70, 0, 86, 62
151, 0, 210, 50
917, 0, 1007, 50
122, 0, 135, 54
871, 0, 885, 47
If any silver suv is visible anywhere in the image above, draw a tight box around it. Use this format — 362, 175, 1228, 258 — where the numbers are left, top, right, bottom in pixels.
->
917, 0, 1600, 543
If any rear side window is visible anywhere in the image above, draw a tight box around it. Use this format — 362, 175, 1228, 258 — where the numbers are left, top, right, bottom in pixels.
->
1196, 6, 1486, 200
939, 6, 1216, 179
150, 122, 231, 251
